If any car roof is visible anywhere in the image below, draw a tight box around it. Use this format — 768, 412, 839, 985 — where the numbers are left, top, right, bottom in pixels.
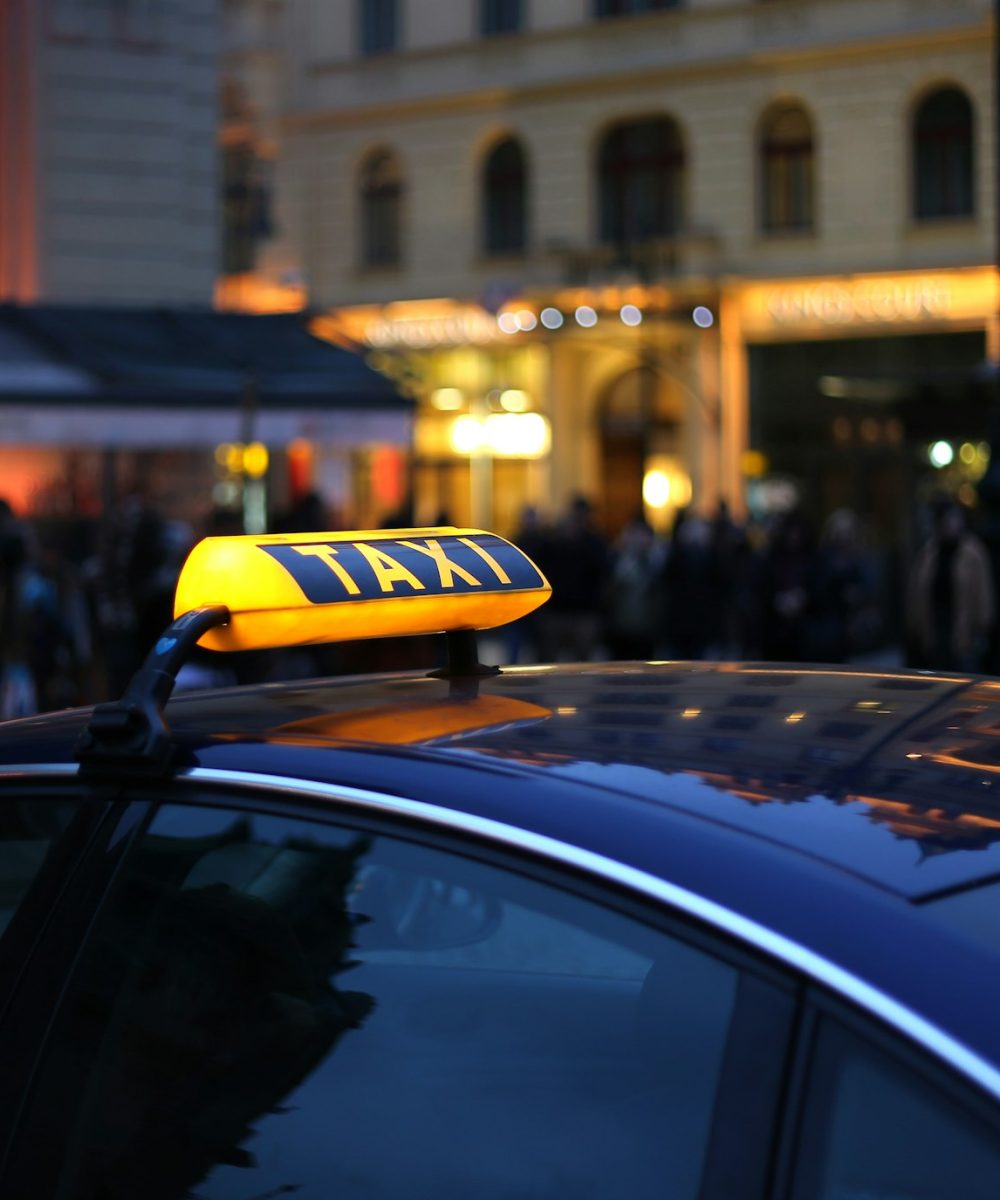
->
5, 659, 1000, 1077
5, 660, 1000, 902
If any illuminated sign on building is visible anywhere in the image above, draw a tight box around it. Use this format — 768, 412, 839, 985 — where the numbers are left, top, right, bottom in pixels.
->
765, 278, 952, 325
365, 309, 499, 348
738, 269, 998, 340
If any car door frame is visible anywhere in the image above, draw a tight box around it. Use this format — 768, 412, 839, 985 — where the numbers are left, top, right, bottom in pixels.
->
768, 983, 1000, 1200
0, 770, 150, 1178
0, 762, 802, 1200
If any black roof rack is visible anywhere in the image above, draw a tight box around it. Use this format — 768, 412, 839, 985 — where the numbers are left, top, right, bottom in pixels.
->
76, 605, 230, 777
75, 609, 499, 776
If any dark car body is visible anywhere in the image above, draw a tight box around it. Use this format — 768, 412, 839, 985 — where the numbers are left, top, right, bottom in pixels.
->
1, 660, 1000, 1198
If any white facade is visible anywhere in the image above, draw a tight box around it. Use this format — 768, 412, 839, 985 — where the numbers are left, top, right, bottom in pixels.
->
264, 0, 994, 308
227, 0, 998, 535
0, 0, 220, 305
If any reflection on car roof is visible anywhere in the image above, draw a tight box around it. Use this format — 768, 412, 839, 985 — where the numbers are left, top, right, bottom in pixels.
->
10, 661, 1000, 903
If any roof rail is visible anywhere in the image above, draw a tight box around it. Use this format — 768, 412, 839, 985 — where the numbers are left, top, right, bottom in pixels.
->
76, 605, 230, 776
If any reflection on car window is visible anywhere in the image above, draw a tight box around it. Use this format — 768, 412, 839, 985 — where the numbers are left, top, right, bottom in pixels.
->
19, 800, 741, 1200
0, 798, 77, 936
792, 1020, 1000, 1200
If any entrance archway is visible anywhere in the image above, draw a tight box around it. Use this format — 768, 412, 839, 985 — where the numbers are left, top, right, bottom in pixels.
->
598, 365, 684, 536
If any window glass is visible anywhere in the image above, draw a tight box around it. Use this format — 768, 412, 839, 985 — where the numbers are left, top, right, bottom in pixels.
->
913, 86, 974, 220
0, 797, 77, 935
792, 1020, 1000, 1200
23, 801, 741, 1200
359, 0, 397, 55
482, 137, 527, 256
598, 116, 685, 245
359, 148, 403, 267
481, 0, 521, 35
760, 103, 814, 232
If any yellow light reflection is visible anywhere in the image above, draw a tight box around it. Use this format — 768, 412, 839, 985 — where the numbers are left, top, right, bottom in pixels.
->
243, 442, 269, 479
929, 752, 1000, 775
431, 387, 465, 411
741, 449, 769, 477
450, 414, 485, 454
730, 668, 968, 684
643, 470, 671, 508
499, 389, 531, 413
681, 708, 702, 719
484, 412, 550, 457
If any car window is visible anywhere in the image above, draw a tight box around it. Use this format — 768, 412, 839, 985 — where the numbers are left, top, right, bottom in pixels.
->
791, 1018, 1000, 1200
16, 800, 746, 1200
0, 797, 78, 936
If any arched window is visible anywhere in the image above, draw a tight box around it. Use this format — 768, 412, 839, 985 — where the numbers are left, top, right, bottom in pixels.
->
481, 0, 521, 35
359, 0, 397, 55
359, 149, 403, 268
913, 86, 974, 219
482, 138, 527, 256
760, 103, 814, 233
598, 117, 684, 247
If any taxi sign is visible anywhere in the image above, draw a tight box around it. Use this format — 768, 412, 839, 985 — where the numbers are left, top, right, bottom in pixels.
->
174, 527, 551, 652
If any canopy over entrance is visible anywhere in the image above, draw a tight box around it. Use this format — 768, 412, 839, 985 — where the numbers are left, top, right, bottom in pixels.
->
0, 305, 411, 446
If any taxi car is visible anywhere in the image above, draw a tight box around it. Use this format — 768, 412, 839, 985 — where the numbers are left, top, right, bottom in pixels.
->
0, 527, 998, 1199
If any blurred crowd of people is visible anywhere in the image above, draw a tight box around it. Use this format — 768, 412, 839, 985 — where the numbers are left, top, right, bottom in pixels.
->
0, 487, 994, 720
508, 496, 883, 668
509, 492, 996, 676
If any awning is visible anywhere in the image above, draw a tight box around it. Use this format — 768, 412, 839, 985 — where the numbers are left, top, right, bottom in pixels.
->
0, 305, 412, 447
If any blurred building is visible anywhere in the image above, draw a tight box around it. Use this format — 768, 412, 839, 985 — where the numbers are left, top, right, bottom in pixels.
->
0, 0, 218, 522
0, 0, 219, 306
223, 0, 997, 546
0, 1, 409, 531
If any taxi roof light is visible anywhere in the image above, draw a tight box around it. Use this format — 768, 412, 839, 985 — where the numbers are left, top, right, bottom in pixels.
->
172, 527, 551, 654
75, 528, 551, 778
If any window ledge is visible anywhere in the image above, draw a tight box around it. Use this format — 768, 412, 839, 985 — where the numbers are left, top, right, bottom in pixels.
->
754, 227, 817, 245
476, 251, 529, 266
353, 263, 404, 278
905, 216, 978, 237
593, 6, 682, 25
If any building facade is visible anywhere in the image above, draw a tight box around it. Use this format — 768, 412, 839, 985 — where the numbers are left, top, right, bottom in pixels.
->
0, 0, 225, 520
225, 0, 998, 544
0, 2, 411, 537
1, 0, 220, 306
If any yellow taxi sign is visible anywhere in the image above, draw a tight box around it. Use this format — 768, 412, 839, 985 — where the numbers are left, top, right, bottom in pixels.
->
174, 527, 551, 652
